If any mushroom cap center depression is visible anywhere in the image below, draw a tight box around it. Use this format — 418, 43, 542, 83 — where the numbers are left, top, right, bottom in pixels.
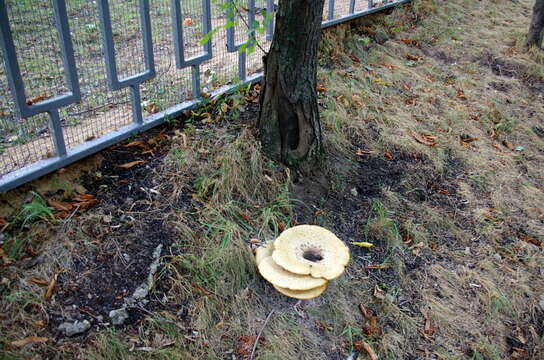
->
301, 246, 324, 262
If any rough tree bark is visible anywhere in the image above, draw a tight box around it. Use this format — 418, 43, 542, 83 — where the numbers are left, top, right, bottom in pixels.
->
527, 0, 544, 48
258, 0, 325, 166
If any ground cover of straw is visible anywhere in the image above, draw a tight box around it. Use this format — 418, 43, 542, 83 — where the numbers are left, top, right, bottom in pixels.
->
1, 0, 543, 359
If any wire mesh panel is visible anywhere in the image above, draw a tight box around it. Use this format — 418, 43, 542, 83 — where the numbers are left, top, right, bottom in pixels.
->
0, 0, 409, 191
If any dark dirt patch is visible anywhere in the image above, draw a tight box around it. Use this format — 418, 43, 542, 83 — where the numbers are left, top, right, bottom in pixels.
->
476, 53, 522, 78
53, 125, 188, 330
420, 44, 456, 64
475, 52, 544, 94
489, 80, 511, 92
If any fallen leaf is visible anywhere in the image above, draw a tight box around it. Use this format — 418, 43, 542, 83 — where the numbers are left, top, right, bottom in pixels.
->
351, 241, 374, 248
183, 18, 194, 26
409, 130, 436, 146
384, 150, 393, 161
349, 55, 361, 63
316, 85, 327, 93
192, 283, 212, 296
238, 212, 255, 227
144, 103, 158, 114
77, 199, 98, 211
11, 336, 48, 347
400, 38, 420, 47
44, 274, 58, 300
357, 340, 377, 360
26, 93, 48, 106
118, 160, 146, 169
26, 247, 39, 257
73, 194, 95, 201
47, 200, 73, 212
29, 279, 50, 286
235, 335, 257, 356
0, 248, 11, 265
125, 140, 147, 148
404, 53, 421, 61
315, 320, 333, 331
511, 348, 528, 359
502, 140, 514, 150
520, 236, 542, 247
32, 320, 45, 327
456, 89, 467, 100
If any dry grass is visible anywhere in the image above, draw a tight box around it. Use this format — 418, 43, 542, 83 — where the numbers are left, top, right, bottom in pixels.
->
1, 0, 543, 359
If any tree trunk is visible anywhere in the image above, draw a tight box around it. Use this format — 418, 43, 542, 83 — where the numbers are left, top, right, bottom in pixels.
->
527, 0, 544, 48
258, 0, 325, 166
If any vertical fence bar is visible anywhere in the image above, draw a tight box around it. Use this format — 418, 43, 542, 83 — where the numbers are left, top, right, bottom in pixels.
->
171, 0, 212, 68
349, 0, 356, 13
368, 0, 373, 9
47, 109, 67, 157
238, 52, 247, 82
266, 0, 274, 41
328, 0, 335, 20
191, 65, 201, 99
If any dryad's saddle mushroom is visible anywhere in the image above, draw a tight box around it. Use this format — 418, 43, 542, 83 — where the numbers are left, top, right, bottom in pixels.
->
272, 225, 350, 280
255, 225, 350, 299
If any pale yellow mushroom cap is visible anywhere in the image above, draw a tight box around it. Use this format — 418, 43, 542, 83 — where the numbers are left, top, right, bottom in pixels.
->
271, 225, 350, 280
258, 256, 327, 291
273, 282, 328, 300
255, 242, 274, 265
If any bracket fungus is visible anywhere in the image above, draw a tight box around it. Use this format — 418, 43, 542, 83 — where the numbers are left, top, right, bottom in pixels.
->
272, 225, 350, 280
255, 225, 350, 299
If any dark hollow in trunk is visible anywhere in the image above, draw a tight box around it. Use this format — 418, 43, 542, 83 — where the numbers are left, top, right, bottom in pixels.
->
527, 0, 544, 48
257, 0, 325, 166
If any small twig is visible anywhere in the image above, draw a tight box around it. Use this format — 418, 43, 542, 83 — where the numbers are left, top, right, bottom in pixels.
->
250, 309, 274, 360
60, 204, 80, 233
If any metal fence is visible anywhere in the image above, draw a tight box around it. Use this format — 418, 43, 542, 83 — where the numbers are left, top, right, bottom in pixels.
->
0, 0, 407, 192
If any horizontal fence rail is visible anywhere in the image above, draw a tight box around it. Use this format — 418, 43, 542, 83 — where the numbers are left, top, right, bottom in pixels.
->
0, 0, 408, 192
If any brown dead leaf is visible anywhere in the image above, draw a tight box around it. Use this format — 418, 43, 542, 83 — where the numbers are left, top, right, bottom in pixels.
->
355, 340, 377, 360
520, 236, 542, 247
502, 140, 514, 150
125, 140, 147, 148
26, 247, 39, 257
29, 279, 50, 286
360, 26, 376, 36
44, 274, 58, 300
315, 320, 333, 331
11, 336, 48, 347
405, 53, 421, 61
118, 160, 146, 169
183, 18, 194, 26
456, 89, 467, 100
32, 320, 45, 327
238, 212, 255, 227
0, 248, 11, 265
409, 130, 436, 146
383, 150, 393, 161
73, 194, 95, 201
349, 55, 361, 63
316, 85, 326, 93
511, 348, 528, 359
77, 199, 98, 211
400, 38, 421, 47
47, 200, 73, 212
26, 93, 49, 105
234, 335, 256, 356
